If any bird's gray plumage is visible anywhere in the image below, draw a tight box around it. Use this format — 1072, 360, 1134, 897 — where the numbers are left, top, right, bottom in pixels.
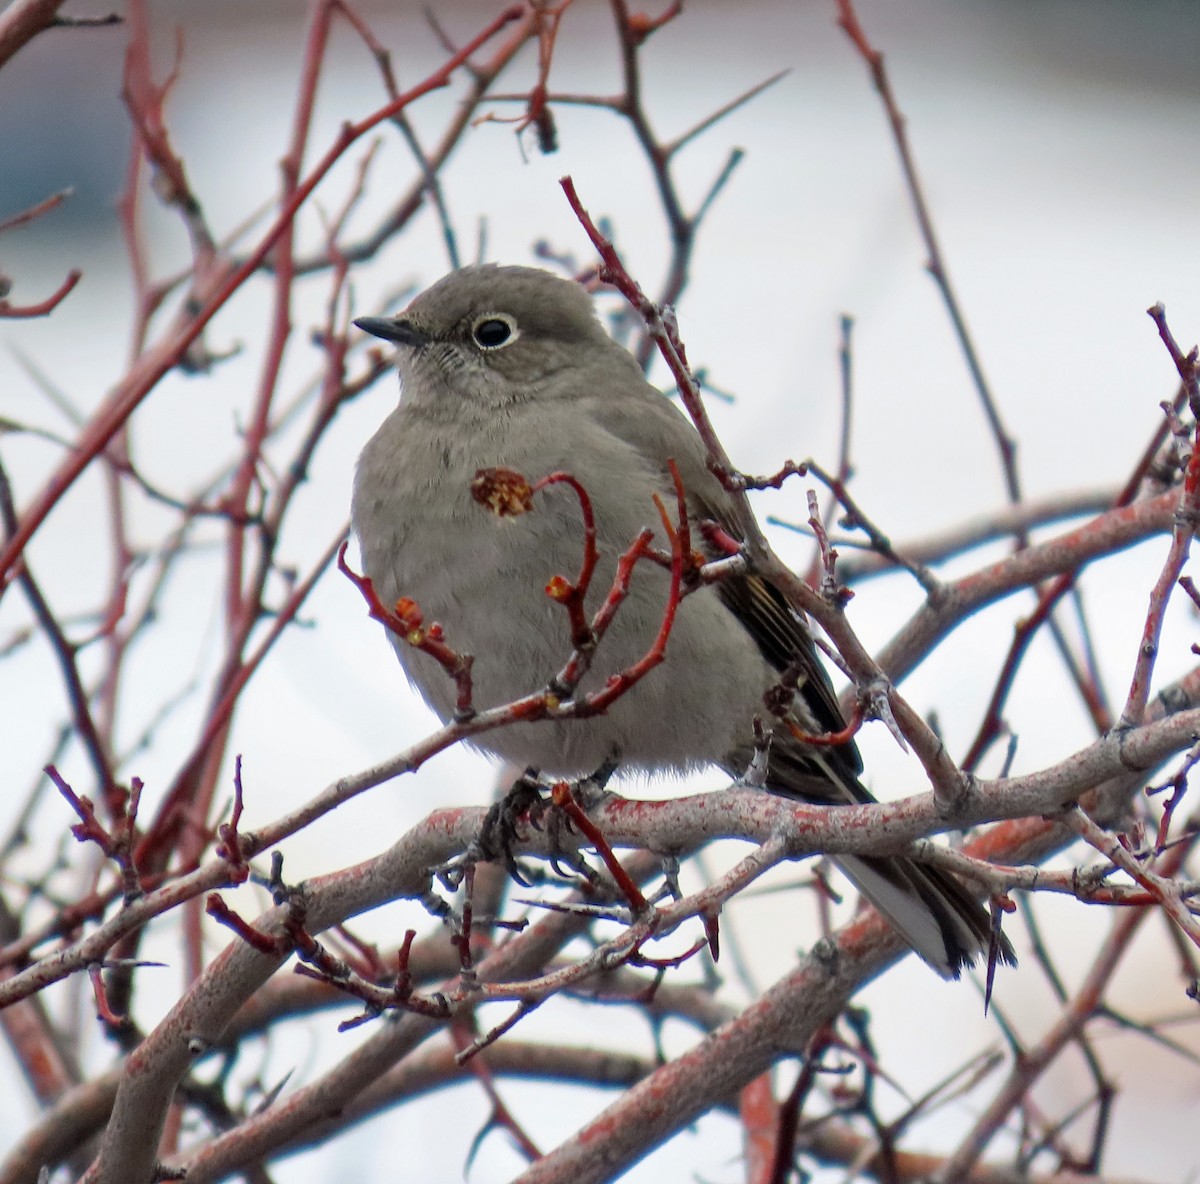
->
352, 264, 1015, 978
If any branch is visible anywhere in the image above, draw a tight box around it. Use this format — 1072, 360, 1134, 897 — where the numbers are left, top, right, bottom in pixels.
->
0, 2, 525, 592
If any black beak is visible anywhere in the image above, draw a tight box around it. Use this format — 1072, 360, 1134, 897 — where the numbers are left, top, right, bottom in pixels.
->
353, 316, 427, 347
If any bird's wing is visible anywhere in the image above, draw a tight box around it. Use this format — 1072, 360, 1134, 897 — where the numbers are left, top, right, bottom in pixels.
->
582, 382, 865, 793
584, 381, 1015, 975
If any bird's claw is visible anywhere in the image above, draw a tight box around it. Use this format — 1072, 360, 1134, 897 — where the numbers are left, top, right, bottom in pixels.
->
477, 769, 547, 886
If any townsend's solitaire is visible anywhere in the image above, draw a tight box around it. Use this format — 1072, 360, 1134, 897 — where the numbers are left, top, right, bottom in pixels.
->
352, 264, 1015, 978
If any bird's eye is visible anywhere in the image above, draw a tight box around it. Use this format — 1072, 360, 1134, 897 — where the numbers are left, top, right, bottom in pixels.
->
471, 314, 518, 350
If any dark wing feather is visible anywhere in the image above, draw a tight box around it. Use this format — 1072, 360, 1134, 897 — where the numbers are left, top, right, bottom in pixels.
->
689, 488, 865, 793
693, 491, 1017, 976
582, 381, 1015, 976
713, 569, 863, 774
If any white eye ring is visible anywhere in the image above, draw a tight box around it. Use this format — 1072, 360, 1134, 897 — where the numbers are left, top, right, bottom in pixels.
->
471, 313, 520, 351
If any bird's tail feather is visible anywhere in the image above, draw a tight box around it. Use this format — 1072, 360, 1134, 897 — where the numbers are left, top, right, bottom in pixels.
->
753, 740, 1017, 979
836, 853, 1016, 980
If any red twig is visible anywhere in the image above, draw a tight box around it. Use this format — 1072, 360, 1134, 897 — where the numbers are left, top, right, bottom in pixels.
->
571, 520, 683, 715
559, 175, 747, 517
205, 894, 286, 957
214, 755, 251, 882
137, 528, 349, 867
1149, 301, 1200, 409
456, 1000, 541, 1064
0, 268, 81, 318
785, 709, 864, 751
806, 490, 844, 603
792, 458, 942, 596
735, 459, 808, 492
629, 936, 708, 971
551, 782, 647, 912
656, 458, 697, 576
0, 186, 72, 233
87, 962, 125, 1027
834, 0, 1133, 770
700, 519, 743, 558
453, 861, 476, 976
121, 9, 214, 264
485, 0, 571, 151
1146, 738, 1200, 852
767, 1028, 834, 1184
337, 542, 475, 717
0, 4, 525, 591
623, 0, 682, 44
959, 487, 1173, 773
0, 0, 73, 70
741, 1073, 780, 1184
541, 456, 692, 716
47, 766, 144, 901
453, 1022, 544, 1165
1119, 308, 1200, 728
834, 0, 1020, 512
940, 826, 1197, 1178
530, 470, 599, 650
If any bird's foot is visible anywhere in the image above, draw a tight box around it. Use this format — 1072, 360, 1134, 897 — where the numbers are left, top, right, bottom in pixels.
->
475, 759, 620, 885
475, 768, 548, 886
570, 756, 619, 811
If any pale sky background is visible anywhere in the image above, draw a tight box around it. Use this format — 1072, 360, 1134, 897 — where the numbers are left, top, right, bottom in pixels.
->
2, 1, 1199, 1180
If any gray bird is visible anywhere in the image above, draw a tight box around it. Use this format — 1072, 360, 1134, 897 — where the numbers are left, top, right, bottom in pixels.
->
352, 264, 1015, 978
